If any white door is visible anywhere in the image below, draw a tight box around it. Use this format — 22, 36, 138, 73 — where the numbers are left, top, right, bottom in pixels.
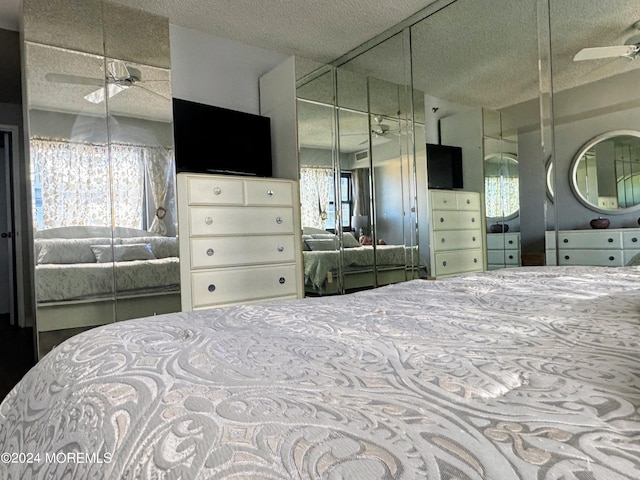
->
0, 131, 15, 324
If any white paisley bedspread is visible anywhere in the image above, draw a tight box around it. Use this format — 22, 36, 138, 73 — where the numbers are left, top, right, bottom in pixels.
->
35, 258, 180, 302
1, 265, 640, 479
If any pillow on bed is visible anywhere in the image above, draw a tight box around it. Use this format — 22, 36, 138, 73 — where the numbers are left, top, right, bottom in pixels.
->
91, 243, 156, 263
121, 236, 178, 258
303, 226, 331, 235
36, 237, 113, 264
305, 238, 337, 251
342, 232, 360, 248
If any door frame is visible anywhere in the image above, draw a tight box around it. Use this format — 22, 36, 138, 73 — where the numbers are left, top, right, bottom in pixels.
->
0, 124, 25, 327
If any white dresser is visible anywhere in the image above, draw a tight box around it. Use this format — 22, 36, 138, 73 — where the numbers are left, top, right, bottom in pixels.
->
429, 190, 484, 277
177, 173, 303, 311
487, 232, 521, 270
545, 228, 640, 266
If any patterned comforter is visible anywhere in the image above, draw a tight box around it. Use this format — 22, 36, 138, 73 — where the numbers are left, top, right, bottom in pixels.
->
36, 258, 180, 302
1, 266, 639, 479
303, 244, 415, 289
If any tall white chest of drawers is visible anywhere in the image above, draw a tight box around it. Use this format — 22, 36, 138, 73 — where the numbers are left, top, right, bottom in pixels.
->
429, 190, 484, 277
177, 173, 304, 311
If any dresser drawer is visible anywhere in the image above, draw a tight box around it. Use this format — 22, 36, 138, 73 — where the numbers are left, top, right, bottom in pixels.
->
486, 233, 520, 249
622, 230, 640, 248
487, 249, 519, 265
456, 192, 480, 211
557, 231, 622, 249
190, 235, 295, 268
432, 210, 481, 230
433, 229, 482, 251
191, 264, 298, 307
245, 180, 293, 206
430, 191, 458, 210
187, 176, 245, 205
434, 249, 483, 276
190, 206, 294, 236
558, 249, 624, 266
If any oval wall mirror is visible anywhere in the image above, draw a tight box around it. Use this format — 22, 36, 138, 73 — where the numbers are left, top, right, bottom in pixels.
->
484, 152, 519, 220
570, 130, 640, 214
546, 159, 554, 201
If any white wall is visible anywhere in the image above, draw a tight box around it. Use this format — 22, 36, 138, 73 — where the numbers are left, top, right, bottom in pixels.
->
169, 25, 288, 114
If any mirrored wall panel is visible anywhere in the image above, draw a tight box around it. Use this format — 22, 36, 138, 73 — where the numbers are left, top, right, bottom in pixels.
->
547, 0, 640, 267
297, 28, 420, 295
411, 0, 542, 275
24, 0, 179, 358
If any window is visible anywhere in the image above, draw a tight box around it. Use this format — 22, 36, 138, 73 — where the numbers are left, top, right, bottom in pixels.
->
299, 168, 353, 231
326, 172, 353, 231
31, 139, 146, 230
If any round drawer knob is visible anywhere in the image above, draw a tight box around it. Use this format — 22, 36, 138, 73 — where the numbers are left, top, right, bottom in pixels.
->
466, 199, 471, 204
277, 245, 284, 252
442, 261, 447, 267
563, 238, 568, 243
608, 238, 613, 243
206, 248, 214, 256
267, 189, 274, 197
508, 240, 513, 244
471, 217, 475, 222
440, 217, 444, 223
443, 199, 448, 203
473, 258, 478, 263
609, 256, 615, 261
633, 237, 638, 243
441, 238, 446, 243
508, 255, 514, 260
472, 236, 476, 241
208, 284, 216, 292
276, 217, 283, 224
213, 187, 222, 195
564, 255, 570, 260
204, 217, 213, 225
279, 277, 286, 284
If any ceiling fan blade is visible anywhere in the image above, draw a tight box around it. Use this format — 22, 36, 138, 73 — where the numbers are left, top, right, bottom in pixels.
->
134, 84, 171, 101
573, 45, 639, 61
84, 83, 129, 104
45, 72, 103, 86
107, 60, 130, 80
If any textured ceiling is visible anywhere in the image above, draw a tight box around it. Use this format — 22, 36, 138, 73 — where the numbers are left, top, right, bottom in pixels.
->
7, 0, 640, 145
108, 0, 439, 64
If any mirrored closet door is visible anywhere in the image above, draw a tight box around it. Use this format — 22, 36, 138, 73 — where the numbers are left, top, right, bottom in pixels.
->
23, 0, 180, 358
296, 29, 419, 295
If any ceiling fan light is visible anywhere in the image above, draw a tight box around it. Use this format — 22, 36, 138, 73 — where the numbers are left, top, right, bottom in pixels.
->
84, 83, 129, 104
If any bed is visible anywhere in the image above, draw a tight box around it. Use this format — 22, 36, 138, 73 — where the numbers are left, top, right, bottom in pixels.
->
34, 226, 181, 332
303, 229, 420, 294
1, 266, 639, 479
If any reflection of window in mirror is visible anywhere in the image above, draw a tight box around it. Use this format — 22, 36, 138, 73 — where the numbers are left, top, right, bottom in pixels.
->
31, 139, 173, 231
300, 168, 353, 232
484, 153, 519, 219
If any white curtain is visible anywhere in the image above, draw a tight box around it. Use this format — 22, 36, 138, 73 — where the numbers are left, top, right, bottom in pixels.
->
300, 167, 332, 229
31, 139, 145, 230
144, 147, 174, 235
485, 176, 519, 218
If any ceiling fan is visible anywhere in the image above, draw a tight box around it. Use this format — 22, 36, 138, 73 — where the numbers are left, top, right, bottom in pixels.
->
573, 44, 639, 62
45, 60, 168, 104
573, 23, 640, 62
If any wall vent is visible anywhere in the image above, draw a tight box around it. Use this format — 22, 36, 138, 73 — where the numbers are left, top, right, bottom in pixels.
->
355, 150, 369, 162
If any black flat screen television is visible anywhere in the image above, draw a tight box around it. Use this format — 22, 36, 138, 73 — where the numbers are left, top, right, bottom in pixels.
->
173, 98, 272, 177
426, 143, 463, 189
